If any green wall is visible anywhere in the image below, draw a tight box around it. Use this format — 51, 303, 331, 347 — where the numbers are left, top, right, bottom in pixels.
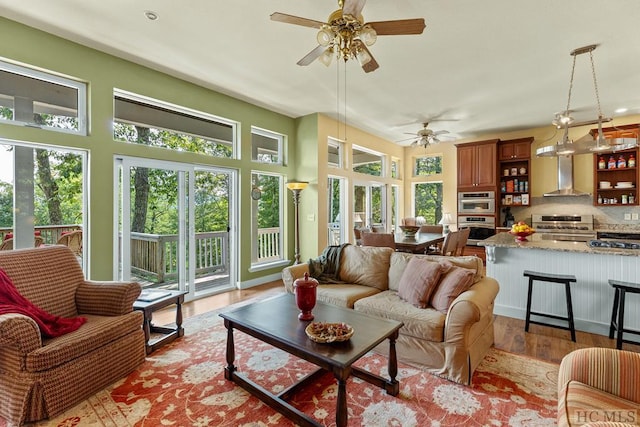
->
0, 17, 297, 283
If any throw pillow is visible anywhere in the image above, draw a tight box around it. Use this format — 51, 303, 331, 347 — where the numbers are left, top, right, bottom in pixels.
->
397, 257, 444, 308
430, 265, 475, 313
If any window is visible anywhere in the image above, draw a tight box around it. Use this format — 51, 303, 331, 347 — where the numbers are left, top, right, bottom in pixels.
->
414, 155, 442, 176
391, 158, 400, 179
0, 60, 87, 134
352, 146, 383, 177
414, 182, 443, 225
327, 176, 345, 245
328, 138, 343, 168
113, 90, 236, 158
251, 127, 283, 164
0, 141, 86, 267
251, 172, 284, 266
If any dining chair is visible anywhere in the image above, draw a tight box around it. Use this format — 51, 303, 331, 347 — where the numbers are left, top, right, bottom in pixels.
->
455, 227, 471, 256
361, 231, 396, 250
419, 224, 444, 254
433, 230, 458, 256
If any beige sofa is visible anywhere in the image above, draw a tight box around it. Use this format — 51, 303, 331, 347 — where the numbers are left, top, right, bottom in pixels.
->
0, 246, 146, 426
282, 245, 499, 384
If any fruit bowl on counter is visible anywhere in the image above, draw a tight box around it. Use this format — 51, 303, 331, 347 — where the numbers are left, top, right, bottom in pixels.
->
508, 222, 535, 241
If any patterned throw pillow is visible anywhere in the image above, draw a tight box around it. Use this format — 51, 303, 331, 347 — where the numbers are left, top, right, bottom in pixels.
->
397, 257, 444, 308
430, 266, 475, 313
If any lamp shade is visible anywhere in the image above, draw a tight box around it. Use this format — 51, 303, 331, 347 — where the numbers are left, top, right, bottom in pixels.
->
438, 213, 454, 225
286, 181, 308, 191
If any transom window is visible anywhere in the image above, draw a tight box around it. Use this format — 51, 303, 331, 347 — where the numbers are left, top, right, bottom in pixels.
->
251, 127, 284, 164
352, 146, 383, 177
0, 60, 87, 135
328, 138, 343, 168
113, 90, 237, 158
414, 155, 442, 176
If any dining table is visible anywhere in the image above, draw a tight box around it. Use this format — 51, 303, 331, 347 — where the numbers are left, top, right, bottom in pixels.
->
394, 232, 445, 253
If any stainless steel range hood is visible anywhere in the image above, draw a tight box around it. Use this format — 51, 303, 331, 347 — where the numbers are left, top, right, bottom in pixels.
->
543, 154, 590, 197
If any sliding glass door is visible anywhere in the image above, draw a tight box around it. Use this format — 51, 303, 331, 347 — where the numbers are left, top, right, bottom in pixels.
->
116, 157, 236, 301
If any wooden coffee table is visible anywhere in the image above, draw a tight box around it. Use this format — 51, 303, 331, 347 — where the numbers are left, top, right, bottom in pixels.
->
219, 294, 403, 427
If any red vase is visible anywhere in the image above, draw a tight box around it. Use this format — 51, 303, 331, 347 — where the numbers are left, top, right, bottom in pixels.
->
294, 272, 318, 321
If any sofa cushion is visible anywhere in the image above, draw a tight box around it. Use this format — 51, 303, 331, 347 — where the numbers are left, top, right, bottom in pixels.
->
397, 258, 444, 308
26, 311, 143, 372
338, 245, 393, 291
389, 252, 483, 291
316, 284, 381, 308
560, 380, 640, 426
430, 264, 476, 313
354, 290, 445, 342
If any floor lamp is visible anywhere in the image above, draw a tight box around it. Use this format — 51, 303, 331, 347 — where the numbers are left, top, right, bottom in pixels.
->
286, 181, 308, 264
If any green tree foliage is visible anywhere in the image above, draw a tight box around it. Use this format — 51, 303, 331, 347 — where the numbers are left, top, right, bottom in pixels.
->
254, 174, 280, 229
415, 182, 443, 225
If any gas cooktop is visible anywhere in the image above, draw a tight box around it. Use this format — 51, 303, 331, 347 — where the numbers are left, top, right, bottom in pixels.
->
588, 240, 640, 250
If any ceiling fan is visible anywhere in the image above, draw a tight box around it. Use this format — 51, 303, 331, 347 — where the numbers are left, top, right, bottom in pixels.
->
270, 0, 426, 73
399, 123, 450, 148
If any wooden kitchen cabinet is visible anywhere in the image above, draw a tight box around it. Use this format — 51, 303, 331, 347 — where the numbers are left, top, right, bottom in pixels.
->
498, 137, 533, 209
456, 139, 498, 190
498, 138, 531, 160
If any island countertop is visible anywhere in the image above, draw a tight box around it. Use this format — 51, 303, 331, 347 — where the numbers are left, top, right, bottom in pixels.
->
477, 232, 640, 257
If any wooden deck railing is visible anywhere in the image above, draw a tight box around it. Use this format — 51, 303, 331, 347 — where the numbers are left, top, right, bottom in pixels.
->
257, 227, 281, 263
1, 225, 282, 284
0, 225, 81, 245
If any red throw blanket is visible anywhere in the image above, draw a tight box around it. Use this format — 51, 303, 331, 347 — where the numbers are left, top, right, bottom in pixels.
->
0, 268, 86, 338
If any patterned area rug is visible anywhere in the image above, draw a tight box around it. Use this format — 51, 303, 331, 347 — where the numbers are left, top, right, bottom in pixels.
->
22, 302, 560, 427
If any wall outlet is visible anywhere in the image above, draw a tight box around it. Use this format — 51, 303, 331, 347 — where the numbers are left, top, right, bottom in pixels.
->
633, 213, 639, 221
624, 213, 632, 220
306, 214, 315, 221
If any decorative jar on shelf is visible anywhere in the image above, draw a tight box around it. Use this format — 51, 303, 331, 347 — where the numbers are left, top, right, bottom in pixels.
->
294, 272, 318, 321
629, 154, 636, 168
598, 156, 606, 169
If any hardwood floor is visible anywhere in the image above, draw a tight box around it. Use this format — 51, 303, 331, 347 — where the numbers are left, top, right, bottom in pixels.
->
152, 279, 640, 365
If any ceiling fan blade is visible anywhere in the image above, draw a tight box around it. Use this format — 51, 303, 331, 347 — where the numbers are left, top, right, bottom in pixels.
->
270, 12, 325, 29
296, 45, 328, 66
342, 0, 367, 17
434, 130, 450, 135
360, 45, 379, 73
368, 19, 426, 35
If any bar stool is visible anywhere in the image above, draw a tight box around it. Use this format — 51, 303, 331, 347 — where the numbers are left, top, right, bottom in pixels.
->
523, 270, 576, 342
608, 279, 640, 350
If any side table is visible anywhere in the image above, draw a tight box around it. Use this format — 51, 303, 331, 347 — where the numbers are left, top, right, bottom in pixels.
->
133, 289, 188, 354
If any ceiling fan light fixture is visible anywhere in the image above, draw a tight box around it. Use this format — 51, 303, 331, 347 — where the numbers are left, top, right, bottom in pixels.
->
317, 27, 334, 47
318, 47, 335, 67
354, 44, 372, 66
360, 24, 377, 46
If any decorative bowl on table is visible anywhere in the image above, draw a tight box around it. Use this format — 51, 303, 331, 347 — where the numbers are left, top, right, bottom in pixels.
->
399, 225, 420, 238
305, 322, 354, 343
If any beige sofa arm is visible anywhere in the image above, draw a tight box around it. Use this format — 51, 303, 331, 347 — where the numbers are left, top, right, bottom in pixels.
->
75, 280, 142, 316
444, 277, 499, 345
0, 313, 42, 356
559, 347, 640, 403
281, 263, 310, 293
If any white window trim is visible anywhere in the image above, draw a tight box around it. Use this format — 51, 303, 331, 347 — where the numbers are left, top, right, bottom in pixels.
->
0, 60, 87, 135
251, 126, 285, 165
113, 88, 240, 158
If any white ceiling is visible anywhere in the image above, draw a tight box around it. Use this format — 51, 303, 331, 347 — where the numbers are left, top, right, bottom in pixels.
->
3, 0, 640, 145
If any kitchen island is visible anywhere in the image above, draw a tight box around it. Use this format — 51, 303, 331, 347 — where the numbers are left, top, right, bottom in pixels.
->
478, 232, 640, 336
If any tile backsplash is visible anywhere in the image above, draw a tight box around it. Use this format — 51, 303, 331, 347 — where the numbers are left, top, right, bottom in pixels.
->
503, 196, 640, 231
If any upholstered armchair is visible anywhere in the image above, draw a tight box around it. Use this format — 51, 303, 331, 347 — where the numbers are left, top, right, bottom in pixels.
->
0, 246, 145, 425
558, 347, 640, 426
